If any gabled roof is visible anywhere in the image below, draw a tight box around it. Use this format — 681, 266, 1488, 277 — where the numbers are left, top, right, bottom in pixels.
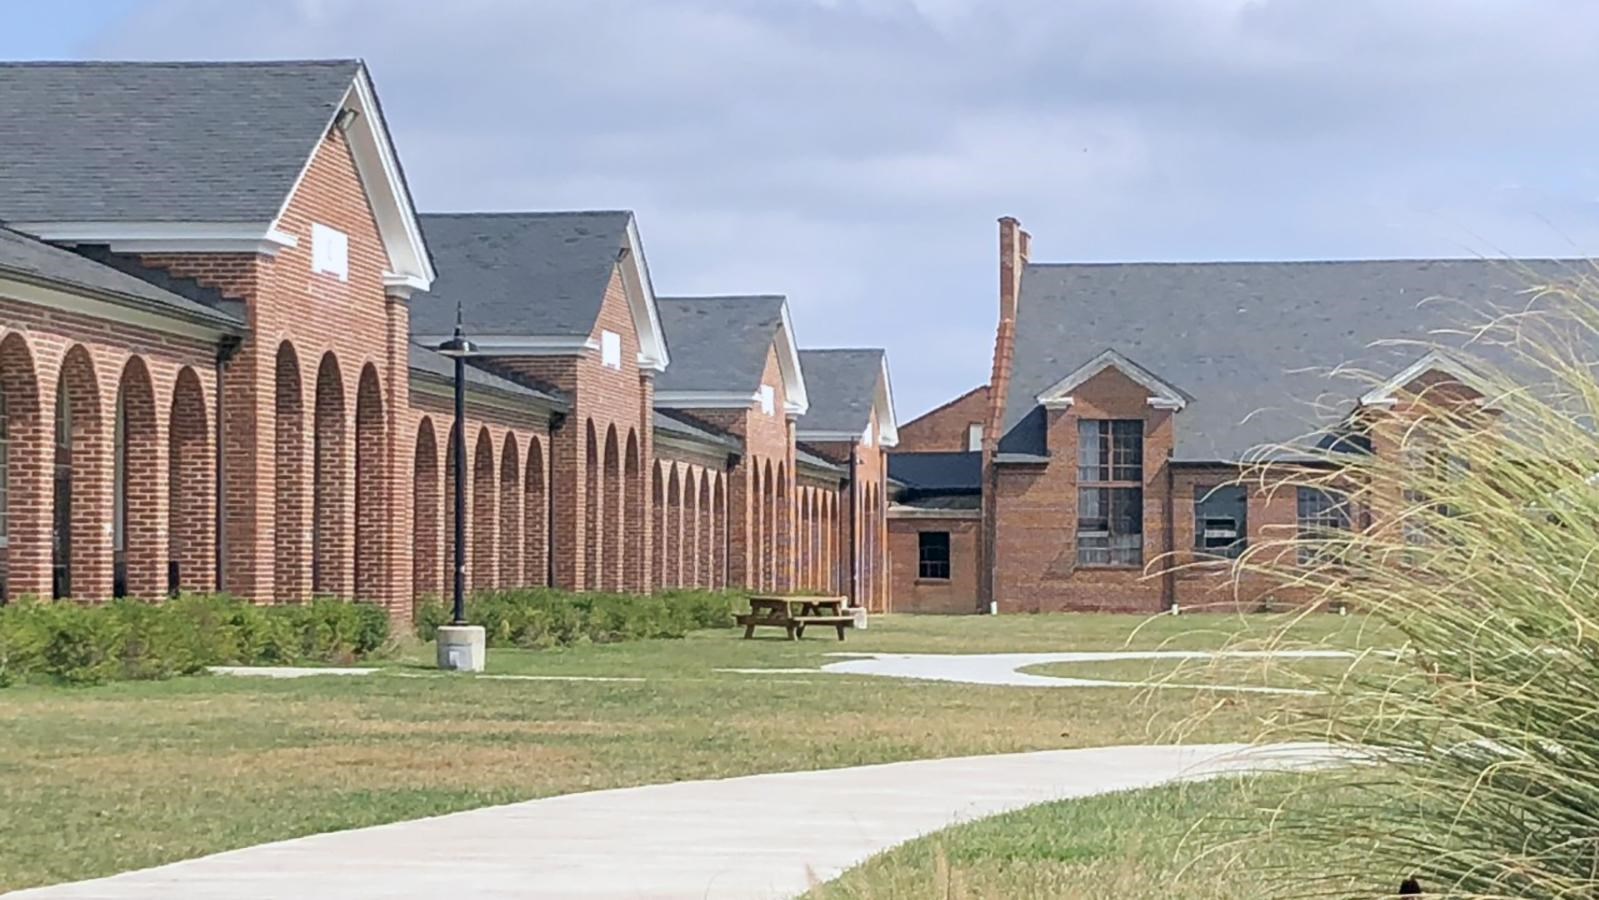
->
0, 59, 434, 290
654, 295, 807, 413
796, 348, 898, 446
413, 211, 669, 371
1035, 349, 1190, 411
1000, 258, 1588, 462
0, 226, 242, 332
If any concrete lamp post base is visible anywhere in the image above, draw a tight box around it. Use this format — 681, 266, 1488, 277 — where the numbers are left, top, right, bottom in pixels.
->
436, 624, 487, 672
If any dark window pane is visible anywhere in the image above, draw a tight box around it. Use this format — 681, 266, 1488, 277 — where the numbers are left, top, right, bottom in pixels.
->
918, 531, 951, 580
1078, 486, 1142, 566
1077, 419, 1105, 481
1195, 484, 1248, 558
1296, 486, 1351, 565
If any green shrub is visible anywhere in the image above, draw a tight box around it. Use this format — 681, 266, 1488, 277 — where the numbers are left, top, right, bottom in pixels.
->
413, 587, 745, 649
0, 594, 390, 686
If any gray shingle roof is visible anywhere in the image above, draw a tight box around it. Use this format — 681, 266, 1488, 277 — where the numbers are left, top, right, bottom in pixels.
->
0, 226, 243, 328
796, 348, 884, 434
887, 451, 982, 491
412, 212, 632, 339
408, 344, 566, 407
654, 296, 786, 393
1001, 258, 1590, 462
795, 445, 845, 475
0, 60, 359, 223
653, 409, 742, 452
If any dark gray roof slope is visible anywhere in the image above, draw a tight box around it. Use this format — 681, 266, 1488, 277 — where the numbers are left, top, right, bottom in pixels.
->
413, 212, 632, 339
655, 296, 786, 392
797, 349, 883, 433
0, 60, 359, 223
408, 344, 565, 406
795, 445, 845, 475
887, 451, 982, 491
0, 226, 242, 328
1001, 258, 1589, 462
653, 409, 741, 451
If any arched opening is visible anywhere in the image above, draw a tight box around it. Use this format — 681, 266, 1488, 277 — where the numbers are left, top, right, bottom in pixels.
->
54, 345, 108, 599
651, 462, 664, 589
311, 354, 347, 596
583, 420, 599, 591
713, 472, 727, 590
697, 472, 711, 589
751, 459, 765, 591
776, 463, 789, 592
666, 466, 682, 589
684, 468, 699, 588
274, 342, 305, 602
443, 422, 460, 593
524, 437, 547, 586
412, 418, 440, 600
499, 433, 522, 588
602, 425, 621, 591
353, 365, 386, 603
761, 460, 775, 591
623, 430, 643, 592
472, 427, 497, 590
168, 367, 212, 596
114, 357, 159, 598
0, 334, 43, 603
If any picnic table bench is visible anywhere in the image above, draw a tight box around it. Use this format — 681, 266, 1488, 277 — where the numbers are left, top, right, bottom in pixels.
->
737, 595, 854, 641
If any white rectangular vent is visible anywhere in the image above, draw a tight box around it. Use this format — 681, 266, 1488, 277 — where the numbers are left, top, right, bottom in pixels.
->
601, 330, 622, 369
759, 384, 775, 415
311, 223, 349, 282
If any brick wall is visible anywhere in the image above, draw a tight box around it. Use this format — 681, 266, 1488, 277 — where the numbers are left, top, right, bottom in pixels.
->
897, 385, 988, 453
888, 514, 980, 614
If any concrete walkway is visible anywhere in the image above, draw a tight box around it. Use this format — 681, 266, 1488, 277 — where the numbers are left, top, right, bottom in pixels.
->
14, 743, 1337, 900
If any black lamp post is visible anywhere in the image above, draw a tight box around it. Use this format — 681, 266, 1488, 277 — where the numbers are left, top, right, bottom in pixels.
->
436, 303, 475, 626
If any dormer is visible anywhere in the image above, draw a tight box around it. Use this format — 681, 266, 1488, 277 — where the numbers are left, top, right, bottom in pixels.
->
1035, 349, 1190, 413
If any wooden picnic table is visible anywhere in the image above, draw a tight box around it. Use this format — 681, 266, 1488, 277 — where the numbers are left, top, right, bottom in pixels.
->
738, 595, 853, 641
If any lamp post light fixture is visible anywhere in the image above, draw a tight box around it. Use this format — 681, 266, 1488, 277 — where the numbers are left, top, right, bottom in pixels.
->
433, 303, 486, 672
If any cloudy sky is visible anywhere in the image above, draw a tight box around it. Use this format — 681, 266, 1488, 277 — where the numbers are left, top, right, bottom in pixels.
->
11, 1, 1599, 418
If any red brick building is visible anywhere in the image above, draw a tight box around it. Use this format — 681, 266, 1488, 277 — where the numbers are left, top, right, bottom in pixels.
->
0, 59, 899, 620
889, 216, 1573, 614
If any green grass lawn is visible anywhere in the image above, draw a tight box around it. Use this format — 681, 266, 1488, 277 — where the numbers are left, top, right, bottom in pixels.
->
809, 774, 1365, 899
0, 612, 1380, 892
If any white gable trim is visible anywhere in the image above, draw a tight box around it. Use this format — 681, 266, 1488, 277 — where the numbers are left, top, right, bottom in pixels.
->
774, 301, 809, 416
268, 67, 435, 292
621, 216, 670, 372
654, 390, 761, 410
1359, 350, 1494, 408
876, 352, 900, 447
1036, 349, 1189, 412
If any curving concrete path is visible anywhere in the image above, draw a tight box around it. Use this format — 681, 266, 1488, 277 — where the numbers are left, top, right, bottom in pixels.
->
13, 743, 1338, 900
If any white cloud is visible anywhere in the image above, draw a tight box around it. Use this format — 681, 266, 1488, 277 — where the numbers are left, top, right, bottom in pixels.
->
92, 0, 1599, 418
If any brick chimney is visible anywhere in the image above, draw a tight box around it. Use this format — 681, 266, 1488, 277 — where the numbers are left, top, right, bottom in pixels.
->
985, 216, 1029, 454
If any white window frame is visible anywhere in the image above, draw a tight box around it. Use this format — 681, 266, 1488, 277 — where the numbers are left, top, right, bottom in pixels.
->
311, 223, 349, 282
966, 422, 984, 452
601, 330, 622, 370
759, 384, 775, 415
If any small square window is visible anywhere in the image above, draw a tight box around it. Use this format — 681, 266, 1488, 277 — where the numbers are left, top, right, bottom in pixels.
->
311, 223, 348, 282
759, 384, 775, 415
601, 330, 622, 369
918, 531, 950, 580
966, 423, 984, 452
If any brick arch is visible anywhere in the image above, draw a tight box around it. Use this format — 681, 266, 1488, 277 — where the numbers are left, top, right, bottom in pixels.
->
443, 421, 460, 594
624, 430, 643, 592
666, 464, 682, 589
412, 417, 440, 600
0, 332, 45, 602
713, 471, 727, 589
353, 364, 386, 604
53, 344, 109, 599
776, 462, 789, 592
751, 458, 766, 591
168, 366, 213, 596
583, 419, 599, 591
273, 341, 306, 602
472, 427, 497, 590
524, 436, 547, 586
651, 460, 664, 589
311, 352, 347, 596
499, 433, 522, 588
697, 470, 711, 589
114, 356, 160, 598
602, 425, 621, 592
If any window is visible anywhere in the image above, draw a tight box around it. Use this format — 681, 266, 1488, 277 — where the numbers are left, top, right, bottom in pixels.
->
759, 384, 775, 415
600, 330, 622, 369
1077, 419, 1143, 566
311, 223, 349, 281
1194, 484, 1246, 559
918, 531, 951, 580
966, 423, 984, 451
1296, 486, 1351, 565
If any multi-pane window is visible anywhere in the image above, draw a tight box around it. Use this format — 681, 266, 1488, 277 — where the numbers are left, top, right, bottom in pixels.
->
917, 531, 951, 580
1296, 486, 1351, 565
1194, 484, 1247, 559
1077, 419, 1143, 566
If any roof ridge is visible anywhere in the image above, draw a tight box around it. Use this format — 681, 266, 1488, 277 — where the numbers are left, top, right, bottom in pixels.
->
656, 294, 786, 302
0, 59, 360, 68
419, 209, 632, 219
